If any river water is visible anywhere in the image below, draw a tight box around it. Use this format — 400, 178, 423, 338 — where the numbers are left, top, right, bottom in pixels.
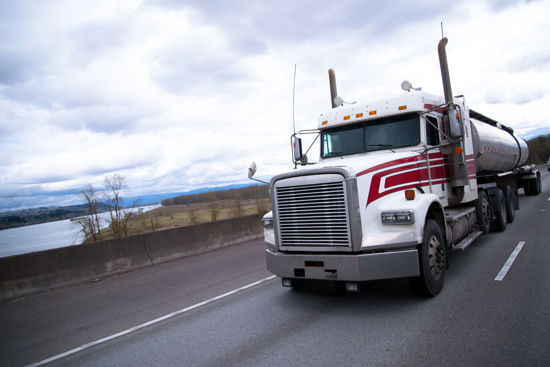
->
0, 205, 160, 258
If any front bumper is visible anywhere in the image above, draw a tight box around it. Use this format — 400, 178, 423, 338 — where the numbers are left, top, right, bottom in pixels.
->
266, 248, 420, 282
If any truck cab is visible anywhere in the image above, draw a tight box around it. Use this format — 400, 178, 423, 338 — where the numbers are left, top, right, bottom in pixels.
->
263, 91, 472, 296
254, 38, 539, 296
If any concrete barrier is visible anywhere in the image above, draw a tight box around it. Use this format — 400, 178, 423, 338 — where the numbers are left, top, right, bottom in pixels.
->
144, 214, 263, 264
0, 214, 263, 302
0, 235, 152, 302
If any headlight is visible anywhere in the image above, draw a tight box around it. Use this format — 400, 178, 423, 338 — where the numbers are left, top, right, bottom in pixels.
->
381, 210, 415, 225
261, 215, 274, 229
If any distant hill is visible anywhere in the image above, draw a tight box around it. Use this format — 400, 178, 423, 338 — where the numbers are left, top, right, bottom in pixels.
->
124, 183, 260, 206
161, 184, 268, 206
0, 203, 109, 230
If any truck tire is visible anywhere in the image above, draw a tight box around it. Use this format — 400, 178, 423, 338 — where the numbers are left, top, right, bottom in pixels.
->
533, 174, 542, 195
524, 181, 532, 196
490, 188, 507, 232
504, 185, 515, 223
408, 219, 446, 297
476, 190, 491, 234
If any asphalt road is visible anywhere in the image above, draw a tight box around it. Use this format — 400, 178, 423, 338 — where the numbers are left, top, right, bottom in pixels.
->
2, 170, 549, 367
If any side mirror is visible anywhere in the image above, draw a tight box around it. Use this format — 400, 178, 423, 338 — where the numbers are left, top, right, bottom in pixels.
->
248, 162, 257, 179
293, 136, 303, 162
447, 106, 463, 138
247, 162, 269, 184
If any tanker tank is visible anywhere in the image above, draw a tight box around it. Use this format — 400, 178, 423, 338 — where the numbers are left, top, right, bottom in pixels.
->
470, 118, 528, 174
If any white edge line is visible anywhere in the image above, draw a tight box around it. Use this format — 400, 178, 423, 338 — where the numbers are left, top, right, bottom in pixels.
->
25, 275, 277, 367
495, 241, 525, 281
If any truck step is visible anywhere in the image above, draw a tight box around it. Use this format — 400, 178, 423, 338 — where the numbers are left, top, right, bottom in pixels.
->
444, 207, 475, 223
452, 230, 482, 252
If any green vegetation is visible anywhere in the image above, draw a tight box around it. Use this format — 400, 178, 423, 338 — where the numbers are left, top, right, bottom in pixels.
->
526, 134, 550, 164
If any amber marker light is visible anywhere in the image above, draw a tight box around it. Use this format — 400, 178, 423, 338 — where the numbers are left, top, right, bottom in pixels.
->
356, 113, 363, 118
405, 189, 415, 200
344, 115, 350, 120
322, 121, 328, 125
455, 146, 464, 154
398, 105, 407, 110
369, 111, 377, 115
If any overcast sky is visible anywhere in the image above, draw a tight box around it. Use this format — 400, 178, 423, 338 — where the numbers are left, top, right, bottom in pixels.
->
1, 0, 549, 211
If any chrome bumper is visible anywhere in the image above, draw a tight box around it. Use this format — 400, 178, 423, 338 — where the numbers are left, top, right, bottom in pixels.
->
266, 248, 420, 282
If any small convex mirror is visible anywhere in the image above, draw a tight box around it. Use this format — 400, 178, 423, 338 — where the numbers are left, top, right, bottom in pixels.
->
248, 162, 257, 179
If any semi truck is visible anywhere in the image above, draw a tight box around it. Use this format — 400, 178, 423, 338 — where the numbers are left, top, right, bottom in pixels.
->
249, 37, 542, 296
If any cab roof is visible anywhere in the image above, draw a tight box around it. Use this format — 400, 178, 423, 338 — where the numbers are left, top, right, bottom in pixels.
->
317, 91, 445, 130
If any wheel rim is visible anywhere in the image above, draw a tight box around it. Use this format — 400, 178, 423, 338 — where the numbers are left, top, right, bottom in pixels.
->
428, 235, 444, 280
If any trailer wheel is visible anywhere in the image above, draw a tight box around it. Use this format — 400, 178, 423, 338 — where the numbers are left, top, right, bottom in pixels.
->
476, 191, 491, 234
490, 189, 507, 232
408, 219, 445, 297
503, 185, 515, 223
533, 173, 542, 195
524, 181, 532, 196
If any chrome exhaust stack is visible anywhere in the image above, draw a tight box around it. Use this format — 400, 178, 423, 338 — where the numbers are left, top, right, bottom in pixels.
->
328, 68, 338, 109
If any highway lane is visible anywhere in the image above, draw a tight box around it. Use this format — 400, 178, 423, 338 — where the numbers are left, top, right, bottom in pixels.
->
0, 239, 272, 367
2, 170, 549, 367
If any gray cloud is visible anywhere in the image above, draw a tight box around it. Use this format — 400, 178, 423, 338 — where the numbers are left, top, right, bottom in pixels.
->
151, 45, 248, 95
149, 0, 455, 49
69, 20, 130, 64
1, 0, 549, 212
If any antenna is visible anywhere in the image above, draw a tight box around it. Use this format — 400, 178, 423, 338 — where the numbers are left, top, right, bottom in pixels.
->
441, 21, 444, 38
292, 64, 296, 135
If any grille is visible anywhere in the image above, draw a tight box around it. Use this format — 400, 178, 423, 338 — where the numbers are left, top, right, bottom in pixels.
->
276, 181, 350, 247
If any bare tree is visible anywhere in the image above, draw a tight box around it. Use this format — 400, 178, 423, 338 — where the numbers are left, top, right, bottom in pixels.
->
76, 184, 102, 242
104, 174, 136, 238
232, 199, 243, 217
188, 204, 199, 225
207, 192, 219, 221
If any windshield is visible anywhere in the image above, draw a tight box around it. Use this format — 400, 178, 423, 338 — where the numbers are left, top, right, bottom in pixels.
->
321, 113, 420, 158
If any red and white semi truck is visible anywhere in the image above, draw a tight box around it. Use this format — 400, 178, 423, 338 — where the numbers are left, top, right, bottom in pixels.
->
250, 38, 542, 296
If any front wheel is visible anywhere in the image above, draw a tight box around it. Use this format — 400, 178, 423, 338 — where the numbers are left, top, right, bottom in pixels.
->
408, 219, 446, 297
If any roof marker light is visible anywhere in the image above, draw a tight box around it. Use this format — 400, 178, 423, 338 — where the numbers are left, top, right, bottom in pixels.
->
399, 105, 407, 110
356, 113, 363, 118
344, 115, 350, 120
369, 111, 377, 115
322, 120, 328, 125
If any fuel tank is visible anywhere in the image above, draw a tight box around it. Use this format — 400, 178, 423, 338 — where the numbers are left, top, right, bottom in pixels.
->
470, 119, 528, 173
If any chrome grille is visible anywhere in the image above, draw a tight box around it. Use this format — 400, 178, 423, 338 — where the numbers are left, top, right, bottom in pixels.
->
276, 181, 350, 247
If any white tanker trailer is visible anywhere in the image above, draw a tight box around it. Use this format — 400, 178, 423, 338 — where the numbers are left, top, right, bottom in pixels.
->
249, 37, 542, 296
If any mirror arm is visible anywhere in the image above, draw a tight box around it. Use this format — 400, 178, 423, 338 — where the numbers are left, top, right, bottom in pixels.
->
249, 177, 269, 185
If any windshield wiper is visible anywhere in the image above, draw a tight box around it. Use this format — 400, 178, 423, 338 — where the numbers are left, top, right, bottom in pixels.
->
368, 144, 395, 153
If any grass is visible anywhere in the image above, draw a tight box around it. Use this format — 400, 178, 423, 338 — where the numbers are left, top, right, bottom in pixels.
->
92, 198, 271, 241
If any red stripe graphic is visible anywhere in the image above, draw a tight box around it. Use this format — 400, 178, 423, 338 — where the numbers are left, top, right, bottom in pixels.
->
360, 152, 451, 207
357, 152, 443, 177
358, 152, 478, 206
